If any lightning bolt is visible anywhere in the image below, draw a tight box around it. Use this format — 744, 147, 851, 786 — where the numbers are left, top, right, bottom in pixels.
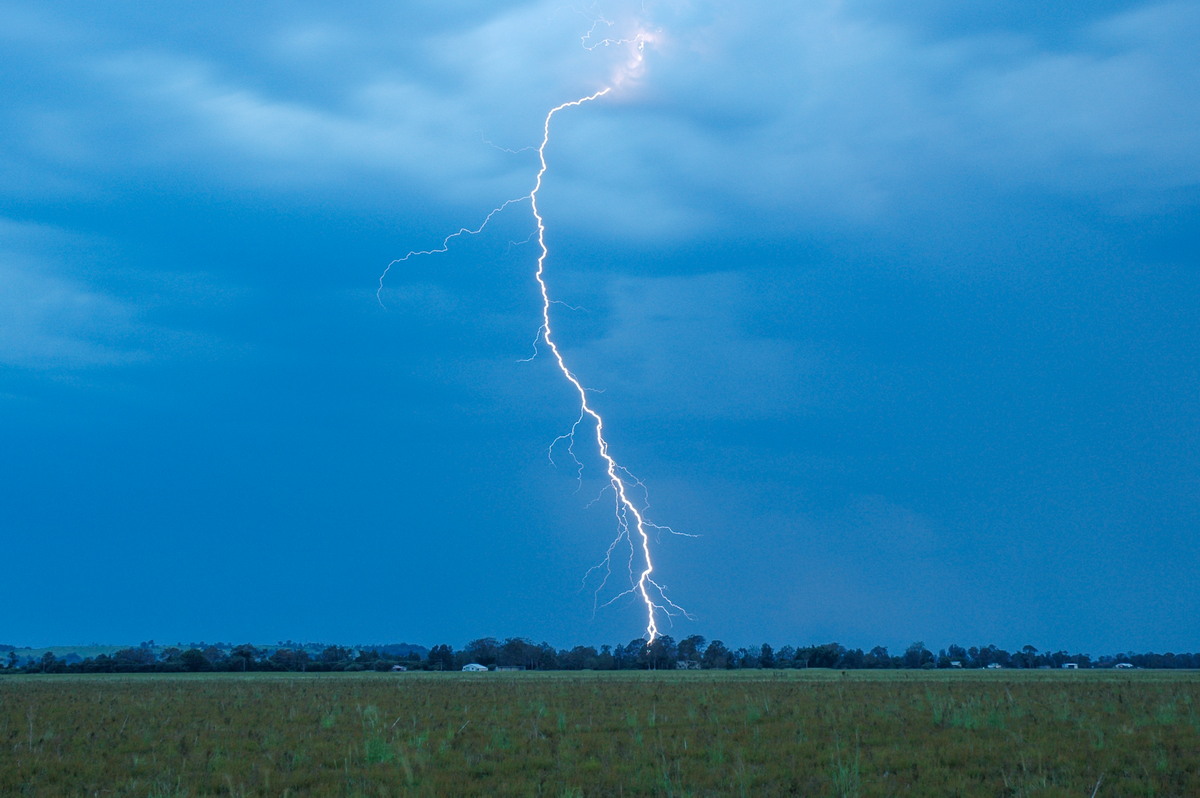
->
380, 27, 685, 643
376, 197, 529, 308
530, 90, 691, 643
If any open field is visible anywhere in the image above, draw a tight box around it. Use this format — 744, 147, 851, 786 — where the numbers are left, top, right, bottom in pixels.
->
2, 670, 1198, 796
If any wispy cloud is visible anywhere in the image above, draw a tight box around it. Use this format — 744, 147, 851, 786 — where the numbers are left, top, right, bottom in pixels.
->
0, 219, 140, 369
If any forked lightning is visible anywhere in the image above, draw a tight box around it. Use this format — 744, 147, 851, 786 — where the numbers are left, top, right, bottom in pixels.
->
380, 25, 686, 642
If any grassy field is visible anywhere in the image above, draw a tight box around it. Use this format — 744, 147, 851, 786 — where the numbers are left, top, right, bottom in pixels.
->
2, 669, 1197, 796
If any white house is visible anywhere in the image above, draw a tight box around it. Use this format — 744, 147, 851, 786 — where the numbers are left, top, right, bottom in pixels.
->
1061, 663, 1078, 669
462, 663, 488, 672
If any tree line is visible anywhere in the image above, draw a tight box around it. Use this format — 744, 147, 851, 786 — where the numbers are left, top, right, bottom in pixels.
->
4, 637, 1198, 674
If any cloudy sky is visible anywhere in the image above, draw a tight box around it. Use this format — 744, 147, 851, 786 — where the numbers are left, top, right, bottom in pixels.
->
3, 0, 1197, 655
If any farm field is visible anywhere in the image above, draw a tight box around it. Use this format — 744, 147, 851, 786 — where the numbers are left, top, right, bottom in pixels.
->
2, 670, 1198, 797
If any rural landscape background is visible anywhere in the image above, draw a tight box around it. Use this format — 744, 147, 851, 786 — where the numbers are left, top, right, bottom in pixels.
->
3, 0, 1197, 794
5, 636, 1199, 673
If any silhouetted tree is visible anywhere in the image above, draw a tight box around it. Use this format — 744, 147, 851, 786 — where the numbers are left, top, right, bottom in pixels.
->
270, 648, 309, 672
426, 644, 455, 671
463, 638, 499, 667
701, 640, 732, 669
677, 635, 706, 664
903, 642, 934, 669
646, 635, 677, 670
229, 644, 259, 672
865, 646, 891, 668
561, 645, 599, 670
840, 648, 866, 669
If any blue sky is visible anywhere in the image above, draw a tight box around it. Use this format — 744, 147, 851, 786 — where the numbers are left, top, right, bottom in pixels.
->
3, 0, 1197, 654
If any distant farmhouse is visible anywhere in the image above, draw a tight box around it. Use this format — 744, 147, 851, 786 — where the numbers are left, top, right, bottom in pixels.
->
461, 663, 488, 672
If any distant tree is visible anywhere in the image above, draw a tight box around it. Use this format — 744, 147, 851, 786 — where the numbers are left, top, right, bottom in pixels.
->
561, 645, 599, 670
499, 638, 544, 669
677, 635, 707, 664
426, 644, 455, 672
759, 644, 775, 669
270, 648, 310, 672
202, 645, 225, 668
497, 638, 525, 667
535, 642, 559, 670
806, 643, 845, 669
701, 640, 732, 669
903, 642, 933, 669
989, 645, 1013, 668
229, 644, 259, 672
975, 644, 1011, 668
180, 649, 210, 672
113, 647, 156, 670
625, 639, 651, 669
646, 635, 677, 670
865, 646, 891, 668
464, 638, 500, 667
596, 644, 615, 670
840, 648, 865, 669
320, 646, 352, 667
776, 645, 797, 667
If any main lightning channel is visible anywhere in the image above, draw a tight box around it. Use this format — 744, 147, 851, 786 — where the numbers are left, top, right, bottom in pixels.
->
531, 90, 685, 642
377, 31, 685, 642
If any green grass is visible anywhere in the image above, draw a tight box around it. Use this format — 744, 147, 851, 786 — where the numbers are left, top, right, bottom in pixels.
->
2, 670, 1198, 796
